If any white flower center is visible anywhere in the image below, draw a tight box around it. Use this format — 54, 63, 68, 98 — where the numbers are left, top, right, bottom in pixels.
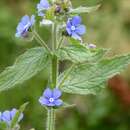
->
71, 26, 76, 31
49, 98, 54, 103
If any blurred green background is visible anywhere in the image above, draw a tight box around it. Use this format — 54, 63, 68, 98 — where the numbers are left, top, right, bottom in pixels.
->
0, 0, 130, 130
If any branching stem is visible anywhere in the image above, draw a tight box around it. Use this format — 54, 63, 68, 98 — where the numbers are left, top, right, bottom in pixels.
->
57, 36, 64, 49
33, 30, 51, 53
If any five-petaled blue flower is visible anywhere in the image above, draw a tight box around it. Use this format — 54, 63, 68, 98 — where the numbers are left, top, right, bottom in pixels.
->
15, 15, 35, 38
39, 88, 63, 107
0, 108, 23, 126
37, 0, 50, 16
66, 16, 86, 41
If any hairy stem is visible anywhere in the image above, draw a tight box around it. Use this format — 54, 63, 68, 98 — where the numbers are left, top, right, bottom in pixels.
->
33, 30, 51, 53
51, 23, 58, 88
46, 108, 55, 130
57, 36, 64, 49
47, 23, 58, 130
52, 55, 58, 88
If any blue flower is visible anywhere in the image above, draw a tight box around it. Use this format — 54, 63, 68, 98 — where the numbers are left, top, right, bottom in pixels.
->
37, 0, 50, 16
39, 88, 63, 107
15, 15, 35, 38
66, 16, 86, 41
0, 109, 23, 126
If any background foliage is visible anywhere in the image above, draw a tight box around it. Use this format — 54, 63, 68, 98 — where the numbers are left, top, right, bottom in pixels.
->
0, 0, 130, 130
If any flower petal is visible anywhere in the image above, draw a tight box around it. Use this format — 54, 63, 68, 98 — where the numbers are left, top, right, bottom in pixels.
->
21, 15, 30, 25
47, 103, 55, 107
72, 16, 81, 26
10, 109, 23, 122
39, 97, 49, 106
76, 25, 86, 35
37, 3, 43, 11
15, 32, 21, 38
31, 15, 35, 26
43, 88, 53, 98
53, 88, 62, 99
37, 0, 50, 11
16, 22, 25, 31
54, 99, 63, 106
10, 109, 17, 119
15, 15, 35, 38
41, 0, 50, 8
2, 111, 11, 123
66, 27, 72, 35
66, 20, 72, 28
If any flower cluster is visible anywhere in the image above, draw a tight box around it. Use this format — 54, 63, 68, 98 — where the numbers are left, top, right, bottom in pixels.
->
0, 108, 23, 126
37, 0, 72, 17
39, 88, 63, 107
15, 0, 86, 41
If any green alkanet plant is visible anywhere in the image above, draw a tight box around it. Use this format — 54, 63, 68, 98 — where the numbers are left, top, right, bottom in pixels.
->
0, 0, 130, 130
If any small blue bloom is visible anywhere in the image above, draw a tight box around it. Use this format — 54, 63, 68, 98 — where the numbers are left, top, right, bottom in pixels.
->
66, 16, 86, 41
39, 88, 63, 107
37, 0, 50, 16
15, 15, 35, 38
1, 109, 23, 126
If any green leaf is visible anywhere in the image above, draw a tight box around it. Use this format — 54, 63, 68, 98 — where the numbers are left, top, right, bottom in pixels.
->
0, 122, 8, 130
0, 47, 50, 92
68, 37, 81, 45
11, 102, 28, 128
69, 5, 100, 14
60, 54, 130, 95
56, 44, 108, 63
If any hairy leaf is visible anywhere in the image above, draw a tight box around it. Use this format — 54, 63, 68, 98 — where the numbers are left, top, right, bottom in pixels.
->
0, 47, 50, 92
69, 5, 100, 14
56, 44, 108, 63
60, 54, 130, 95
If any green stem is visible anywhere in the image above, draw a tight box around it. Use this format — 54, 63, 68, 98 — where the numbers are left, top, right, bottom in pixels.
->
57, 36, 64, 49
46, 108, 55, 130
33, 30, 52, 53
51, 23, 58, 88
51, 55, 58, 88
46, 23, 58, 130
